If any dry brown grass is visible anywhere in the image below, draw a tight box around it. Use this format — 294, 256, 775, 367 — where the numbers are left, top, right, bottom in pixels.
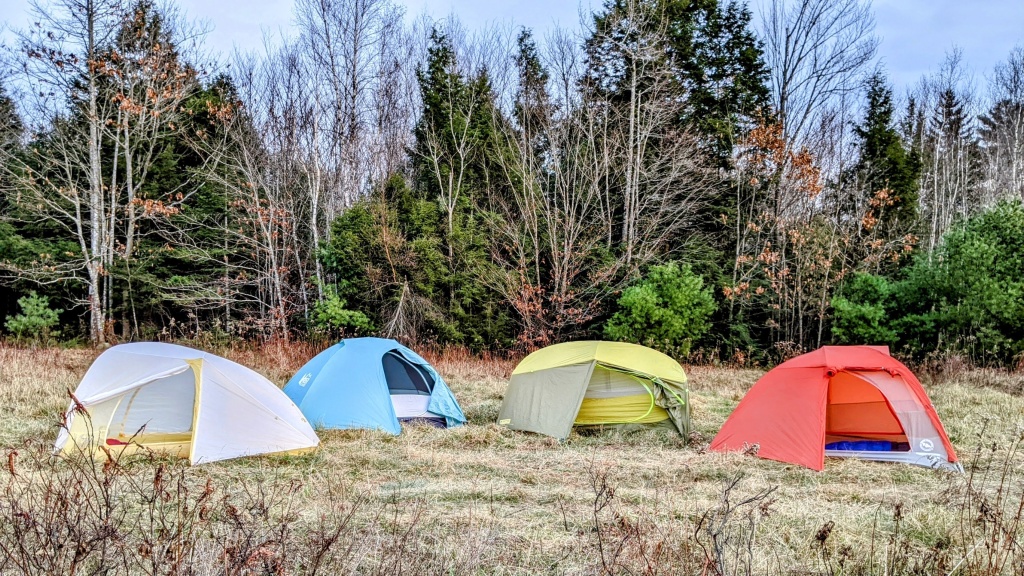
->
0, 342, 1022, 574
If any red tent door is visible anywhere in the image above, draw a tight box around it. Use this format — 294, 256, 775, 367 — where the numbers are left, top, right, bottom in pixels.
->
825, 371, 908, 446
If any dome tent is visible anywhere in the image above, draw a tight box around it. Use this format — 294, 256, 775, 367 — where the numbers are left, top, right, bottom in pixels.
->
497, 341, 690, 440
283, 338, 465, 433
710, 345, 960, 471
55, 343, 319, 465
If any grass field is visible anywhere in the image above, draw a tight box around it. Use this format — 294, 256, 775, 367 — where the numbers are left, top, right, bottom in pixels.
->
0, 342, 1022, 574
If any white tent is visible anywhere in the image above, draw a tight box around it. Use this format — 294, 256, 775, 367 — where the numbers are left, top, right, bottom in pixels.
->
55, 343, 319, 465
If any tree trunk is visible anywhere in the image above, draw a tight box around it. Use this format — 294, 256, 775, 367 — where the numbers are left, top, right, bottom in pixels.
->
86, 0, 106, 344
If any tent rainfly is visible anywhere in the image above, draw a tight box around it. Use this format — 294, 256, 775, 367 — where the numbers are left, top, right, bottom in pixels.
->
283, 338, 466, 433
710, 345, 960, 471
55, 343, 319, 465
497, 341, 690, 439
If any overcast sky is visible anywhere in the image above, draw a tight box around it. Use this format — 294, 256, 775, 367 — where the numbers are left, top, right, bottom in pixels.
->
2, 0, 1022, 94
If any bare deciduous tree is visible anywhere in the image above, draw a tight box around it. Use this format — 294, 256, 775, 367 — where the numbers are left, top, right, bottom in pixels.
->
908, 50, 983, 254
489, 11, 713, 348
980, 46, 1024, 202
165, 0, 422, 338
296, 0, 410, 213
8, 0, 126, 343
759, 0, 878, 151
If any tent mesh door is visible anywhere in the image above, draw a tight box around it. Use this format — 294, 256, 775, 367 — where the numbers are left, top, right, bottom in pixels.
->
826, 371, 909, 451
382, 351, 445, 426
382, 351, 434, 395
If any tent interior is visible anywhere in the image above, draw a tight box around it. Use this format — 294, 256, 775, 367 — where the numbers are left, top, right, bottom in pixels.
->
382, 351, 446, 427
65, 366, 197, 458
825, 371, 910, 452
574, 366, 670, 426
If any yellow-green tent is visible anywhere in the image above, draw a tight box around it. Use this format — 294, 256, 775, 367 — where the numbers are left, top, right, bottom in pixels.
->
497, 341, 690, 439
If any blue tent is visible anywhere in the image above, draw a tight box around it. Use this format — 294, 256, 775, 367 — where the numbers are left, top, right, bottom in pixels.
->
284, 338, 466, 434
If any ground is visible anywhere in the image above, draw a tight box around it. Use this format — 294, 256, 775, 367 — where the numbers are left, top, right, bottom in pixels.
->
0, 343, 1021, 574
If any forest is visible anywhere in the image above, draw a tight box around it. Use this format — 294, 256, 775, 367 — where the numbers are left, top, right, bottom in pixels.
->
1, 0, 1023, 367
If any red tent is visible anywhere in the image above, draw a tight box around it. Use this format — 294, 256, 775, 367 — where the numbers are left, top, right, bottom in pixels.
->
710, 346, 959, 471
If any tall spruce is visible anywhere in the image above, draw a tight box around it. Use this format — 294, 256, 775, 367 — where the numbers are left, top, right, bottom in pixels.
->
413, 29, 502, 208
513, 29, 552, 159
403, 28, 514, 346
668, 0, 771, 161
0, 82, 28, 325
854, 72, 921, 248
586, 0, 770, 165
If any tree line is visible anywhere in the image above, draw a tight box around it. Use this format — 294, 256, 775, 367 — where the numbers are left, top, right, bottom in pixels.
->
1, 0, 1023, 365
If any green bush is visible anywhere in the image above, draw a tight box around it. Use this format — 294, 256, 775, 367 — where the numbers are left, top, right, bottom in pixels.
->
831, 273, 897, 345
831, 201, 1024, 365
925, 200, 1024, 363
604, 262, 716, 357
5, 291, 62, 345
311, 286, 374, 338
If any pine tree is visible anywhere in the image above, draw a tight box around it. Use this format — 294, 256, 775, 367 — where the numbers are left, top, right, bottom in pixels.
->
586, 0, 770, 165
854, 72, 921, 243
388, 28, 515, 346
513, 29, 552, 158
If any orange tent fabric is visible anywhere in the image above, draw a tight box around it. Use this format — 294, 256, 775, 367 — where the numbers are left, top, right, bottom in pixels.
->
710, 346, 958, 471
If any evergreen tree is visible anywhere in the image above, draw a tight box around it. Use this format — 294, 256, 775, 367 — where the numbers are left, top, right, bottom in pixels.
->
0, 82, 29, 326
513, 29, 552, 159
668, 0, 771, 161
0, 80, 84, 332
142, 75, 239, 334
586, 0, 770, 165
833, 201, 1024, 365
0, 83, 22, 149
931, 88, 969, 147
413, 29, 503, 207
323, 29, 516, 347
928, 87, 984, 209
854, 72, 921, 250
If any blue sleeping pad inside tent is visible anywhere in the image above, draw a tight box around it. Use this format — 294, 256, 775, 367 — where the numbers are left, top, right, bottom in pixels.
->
284, 338, 466, 434
825, 441, 893, 451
